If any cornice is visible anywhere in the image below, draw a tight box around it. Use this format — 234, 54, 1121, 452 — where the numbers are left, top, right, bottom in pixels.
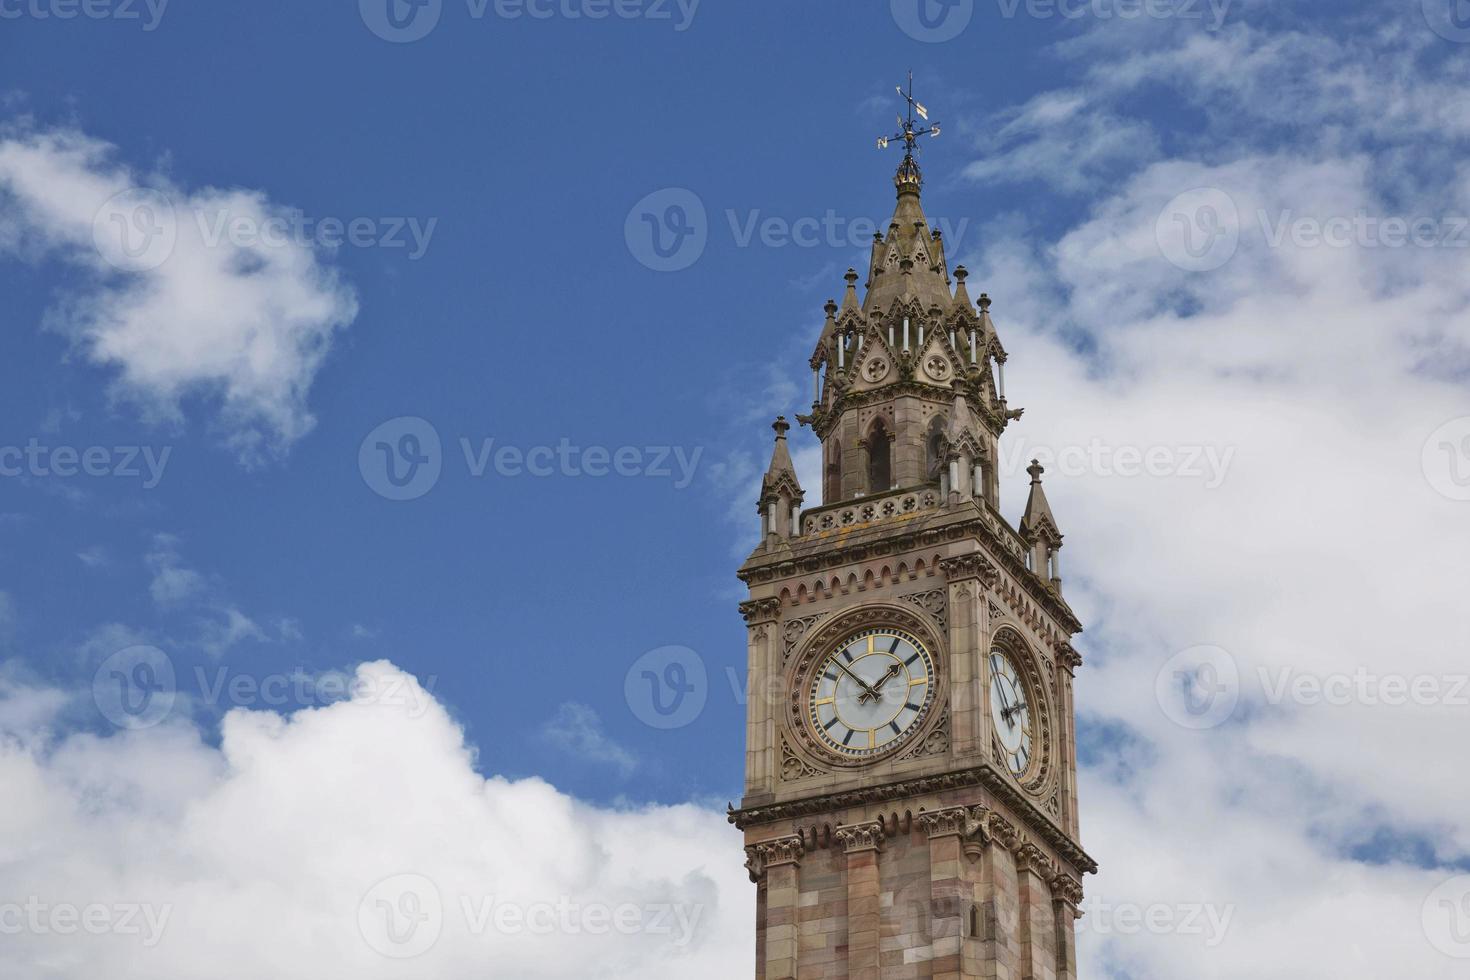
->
728, 762, 1097, 875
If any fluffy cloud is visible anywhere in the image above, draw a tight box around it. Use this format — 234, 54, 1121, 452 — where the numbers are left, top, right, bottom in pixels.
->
0, 661, 750, 979
0, 126, 357, 464
944, 8, 1470, 978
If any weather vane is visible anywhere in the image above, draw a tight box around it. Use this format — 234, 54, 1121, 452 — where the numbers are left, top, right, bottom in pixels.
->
877, 71, 941, 161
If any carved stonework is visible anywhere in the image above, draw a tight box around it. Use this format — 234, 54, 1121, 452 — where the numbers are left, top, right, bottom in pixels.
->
1051, 873, 1085, 909
918, 806, 970, 839
988, 600, 1005, 621
834, 820, 886, 854
1057, 640, 1083, 670
779, 735, 822, 781
781, 613, 827, 665
986, 811, 1020, 852
940, 553, 999, 589
744, 834, 805, 882
896, 708, 950, 761
900, 588, 948, 632
739, 597, 782, 625
1015, 841, 1054, 878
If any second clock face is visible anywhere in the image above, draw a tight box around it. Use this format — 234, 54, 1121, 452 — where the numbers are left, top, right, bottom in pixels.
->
807, 628, 936, 759
989, 647, 1033, 775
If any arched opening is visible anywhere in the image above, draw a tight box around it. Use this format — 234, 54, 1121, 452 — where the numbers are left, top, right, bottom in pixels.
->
865, 421, 891, 493
824, 439, 842, 503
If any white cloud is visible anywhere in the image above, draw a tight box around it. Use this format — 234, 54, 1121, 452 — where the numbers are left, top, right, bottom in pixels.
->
540, 701, 639, 777
0, 661, 750, 979
0, 126, 357, 464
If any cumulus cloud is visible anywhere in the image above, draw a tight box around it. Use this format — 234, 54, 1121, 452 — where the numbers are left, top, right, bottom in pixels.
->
0, 661, 750, 979
0, 125, 357, 464
935, 8, 1470, 978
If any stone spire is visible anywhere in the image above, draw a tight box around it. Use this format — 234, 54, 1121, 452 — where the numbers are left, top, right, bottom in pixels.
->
1020, 459, 1064, 591
862, 161, 953, 316
758, 417, 804, 541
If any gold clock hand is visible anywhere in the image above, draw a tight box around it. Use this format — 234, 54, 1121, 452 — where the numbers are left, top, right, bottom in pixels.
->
833, 659, 880, 700
859, 663, 903, 703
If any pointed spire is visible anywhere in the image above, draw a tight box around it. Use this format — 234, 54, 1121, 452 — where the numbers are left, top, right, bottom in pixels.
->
952, 265, 972, 310
1020, 459, 1061, 543
840, 268, 861, 315
759, 417, 804, 543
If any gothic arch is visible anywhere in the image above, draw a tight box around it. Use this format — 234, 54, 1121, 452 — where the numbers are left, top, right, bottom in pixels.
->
865, 418, 893, 493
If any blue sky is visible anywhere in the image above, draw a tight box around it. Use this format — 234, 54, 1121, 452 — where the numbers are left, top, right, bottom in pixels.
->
5, 1, 1470, 977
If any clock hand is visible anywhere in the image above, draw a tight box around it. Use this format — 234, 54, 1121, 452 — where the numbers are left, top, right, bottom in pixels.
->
833, 659, 880, 701
859, 663, 903, 703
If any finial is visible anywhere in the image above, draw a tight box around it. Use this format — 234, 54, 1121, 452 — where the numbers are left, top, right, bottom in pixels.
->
825, 298, 838, 317
978, 292, 992, 312
954, 265, 968, 283
845, 268, 859, 287
1028, 459, 1044, 484
773, 416, 790, 438
877, 71, 941, 192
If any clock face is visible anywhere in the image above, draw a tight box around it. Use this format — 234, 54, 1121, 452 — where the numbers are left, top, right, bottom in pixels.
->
989, 648, 1033, 775
807, 628, 937, 759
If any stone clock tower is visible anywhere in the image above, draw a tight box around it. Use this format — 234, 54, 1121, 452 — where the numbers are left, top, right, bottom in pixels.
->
730, 101, 1095, 980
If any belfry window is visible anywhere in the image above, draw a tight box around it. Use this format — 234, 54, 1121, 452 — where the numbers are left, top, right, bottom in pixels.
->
866, 422, 891, 492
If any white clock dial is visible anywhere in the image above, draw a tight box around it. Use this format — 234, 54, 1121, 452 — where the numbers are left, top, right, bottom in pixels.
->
989, 648, 1033, 775
808, 628, 936, 759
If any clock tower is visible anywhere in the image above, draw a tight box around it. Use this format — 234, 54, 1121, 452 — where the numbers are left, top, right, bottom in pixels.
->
731, 88, 1095, 980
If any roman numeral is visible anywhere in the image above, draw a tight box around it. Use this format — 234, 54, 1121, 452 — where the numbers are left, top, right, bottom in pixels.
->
823, 717, 840, 731
842, 729, 856, 746
905, 701, 922, 711
889, 720, 901, 735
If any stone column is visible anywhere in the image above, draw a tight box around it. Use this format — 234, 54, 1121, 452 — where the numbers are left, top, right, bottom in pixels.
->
939, 554, 997, 758
1050, 874, 1084, 980
919, 808, 972, 979
834, 820, 886, 980
746, 835, 805, 980
738, 598, 783, 797
1056, 642, 1083, 839
1015, 843, 1057, 980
